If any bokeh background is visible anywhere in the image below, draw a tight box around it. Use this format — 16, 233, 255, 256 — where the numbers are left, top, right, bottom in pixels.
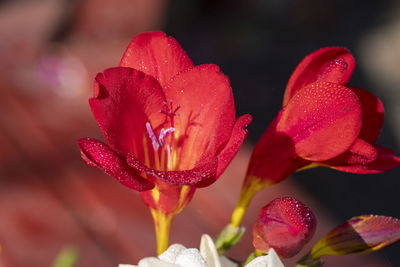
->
1, 0, 400, 266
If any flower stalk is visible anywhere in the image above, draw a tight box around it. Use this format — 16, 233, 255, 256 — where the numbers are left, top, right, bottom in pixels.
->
245, 249, 264, 265
215, 178, 264, 254
295, 253, 324, 267
150, 209, 174, 255
230, 177, 266, 228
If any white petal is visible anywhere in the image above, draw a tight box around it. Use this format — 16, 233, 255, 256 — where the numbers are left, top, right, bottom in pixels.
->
159, 244, 187, 264
119, 265, 137, 267
200, 234, 222, 267
138, 257, 179, 267
219, 256, 239, 267
175, 248, 207, 267
244, 249, 284, 267
266, 249, 284, 267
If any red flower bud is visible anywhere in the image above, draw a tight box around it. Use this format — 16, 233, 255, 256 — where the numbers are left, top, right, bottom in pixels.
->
311, 215, 400, 259
253, 197, 316, 258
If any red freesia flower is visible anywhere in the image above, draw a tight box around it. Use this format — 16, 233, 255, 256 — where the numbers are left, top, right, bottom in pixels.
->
247, 47, 400, 187
252, 197, 316, 258
78, 31, 251, 253
229, 47, 400, 229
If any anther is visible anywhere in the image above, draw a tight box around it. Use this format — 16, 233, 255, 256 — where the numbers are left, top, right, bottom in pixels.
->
146, 122, 159, 150
159, 127, 175, 147
146, 122, 175, 151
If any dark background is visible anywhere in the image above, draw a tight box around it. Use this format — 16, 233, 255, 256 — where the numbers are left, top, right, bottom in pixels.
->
164, 0, 400, 265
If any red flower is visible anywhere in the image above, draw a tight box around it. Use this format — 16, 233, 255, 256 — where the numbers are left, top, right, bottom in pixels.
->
229, 47, 400, 229
252, 197, 316, 258
247, 47, 400, 187
78, 32, 251, 253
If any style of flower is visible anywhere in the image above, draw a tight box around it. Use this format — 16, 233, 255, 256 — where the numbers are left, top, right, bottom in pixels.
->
119, 234, 284, 267
252, 197, 316, 258
229, 47, 400, 228
78, 31, 251, 254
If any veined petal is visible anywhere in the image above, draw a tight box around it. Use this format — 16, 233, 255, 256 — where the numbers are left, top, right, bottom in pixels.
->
327, 146, 400, 174
283, 47, 355, 106
311, 215, 400, 259
164, 64, 236, 170
120, 31, 194, 87
90, 67, 166, 160
77, 138, 154, 191
349, 86, 384, 143
278, 81, 362, 161
127, 154, 218, 186
215, 114, 252, 178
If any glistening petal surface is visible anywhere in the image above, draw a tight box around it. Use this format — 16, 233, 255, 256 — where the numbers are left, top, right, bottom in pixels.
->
90, 67, 166, 160
348, 86, 384, 143
120, 31, 194, 87
127, 154, 218, 186
278, 81, 362, 161
325, 138, 378, 166
283, 47, 355, 106
215, 114, 252, 178
163, 65, 236, 170
77, 138, 154, 191
327, 146, 400, 174
253, 197, 316, 258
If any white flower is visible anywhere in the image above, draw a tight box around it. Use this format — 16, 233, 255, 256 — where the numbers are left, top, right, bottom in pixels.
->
119, 234, 284, 267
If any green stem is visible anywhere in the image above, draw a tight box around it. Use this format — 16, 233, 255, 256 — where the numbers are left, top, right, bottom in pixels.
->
230, 177, 264, 227
295, 253, 324, 267
215, 178, 266, 254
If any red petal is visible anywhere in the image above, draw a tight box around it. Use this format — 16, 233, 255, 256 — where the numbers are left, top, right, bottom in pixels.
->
349, 86, 384, 143
253, 197, 317, 258
283, 47, 355, 106
90, 67, 166, 161
324, 137, 377, 166
215, 114, 252, 178
77, 138, 154, 191
163, 65, 236, 169
246, 113, 307, 185
278, 81, 362, 161
120, 31, 194, 87
140, 182, 196, 215
127, 153, 218, 187
327, 146, 400, 174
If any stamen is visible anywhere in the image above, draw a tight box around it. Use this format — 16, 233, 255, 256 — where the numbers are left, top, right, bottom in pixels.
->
146, 122, 159, 150
166, 144, 173, 170
159, 127, 175, 147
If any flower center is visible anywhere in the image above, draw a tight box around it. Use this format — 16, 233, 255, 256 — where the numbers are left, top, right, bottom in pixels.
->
146, 122, 175, 151
144, 101, 181, 171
